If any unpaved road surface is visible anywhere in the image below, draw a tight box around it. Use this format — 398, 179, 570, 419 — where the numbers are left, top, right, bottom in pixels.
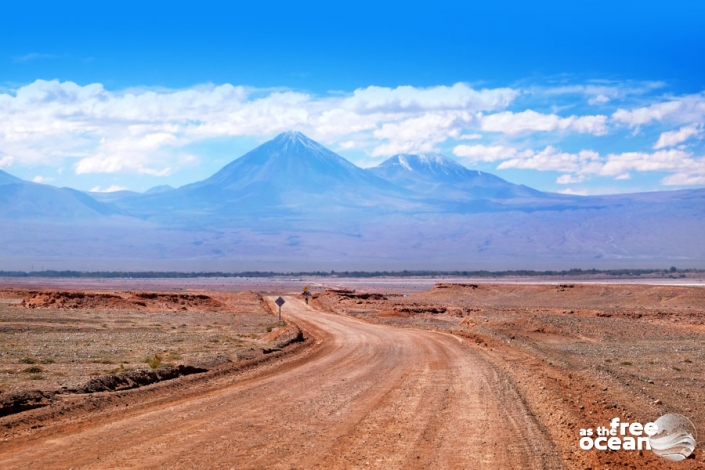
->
0, 297, 561, 469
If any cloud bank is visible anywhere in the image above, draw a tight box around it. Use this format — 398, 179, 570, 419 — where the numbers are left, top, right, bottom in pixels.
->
0, 79, 704, 189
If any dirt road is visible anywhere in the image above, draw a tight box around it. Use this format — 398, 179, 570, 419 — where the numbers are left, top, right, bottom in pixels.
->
0, 296, 562, 469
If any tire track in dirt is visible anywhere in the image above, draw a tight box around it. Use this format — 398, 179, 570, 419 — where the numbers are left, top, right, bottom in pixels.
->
0, 296, 562, 469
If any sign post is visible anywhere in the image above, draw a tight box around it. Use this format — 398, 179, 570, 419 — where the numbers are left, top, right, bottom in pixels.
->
275, 296, 285, 322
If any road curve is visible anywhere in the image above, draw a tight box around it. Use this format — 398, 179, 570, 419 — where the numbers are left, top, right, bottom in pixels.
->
0, 296, 562, 469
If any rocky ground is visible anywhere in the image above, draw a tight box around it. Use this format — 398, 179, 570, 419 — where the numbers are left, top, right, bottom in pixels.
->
0, 281, 702, 468
0, 288, 291, 407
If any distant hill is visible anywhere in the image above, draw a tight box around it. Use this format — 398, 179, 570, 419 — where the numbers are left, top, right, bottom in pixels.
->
0, 170, 22, 185
0, 171, 118, 220
144, 185, 174, 194
1, 132, 704, 270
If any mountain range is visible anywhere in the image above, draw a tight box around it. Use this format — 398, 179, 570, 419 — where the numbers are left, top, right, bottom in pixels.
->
1, 131, 704, 271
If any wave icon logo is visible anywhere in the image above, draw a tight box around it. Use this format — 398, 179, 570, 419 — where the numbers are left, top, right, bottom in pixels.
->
649, 414, 697, 461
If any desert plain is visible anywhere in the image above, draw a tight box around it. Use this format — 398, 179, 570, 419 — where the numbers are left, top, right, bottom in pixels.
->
0, 277, 702, 469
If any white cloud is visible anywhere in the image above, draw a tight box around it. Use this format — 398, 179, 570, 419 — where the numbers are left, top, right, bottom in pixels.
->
458, 133, 482, 140
589, 94, 611, 105
654, 124, 702, 149
32, 175, 54, 183
458, 142, 705, 188
0, 78, 703, 190
0, 80, 521, 171
341, 83, 518, 114
556, 174, 586, 184
12, 53, 58, 63
498, 147, 601, 173
538, 81, 666, 105
338, 141, 357, 150
480, 110, 608, 135
598, 149, 697, 176
453, 144, 526, 162
661, 173, 705, 186
0, 156, 14, 168
467, 131, 694, 185
90, 185, 128, 192
558, 188, 589, 196
570, 115, 609, 135
612, 93, 705, 127
371, 112, 473, 156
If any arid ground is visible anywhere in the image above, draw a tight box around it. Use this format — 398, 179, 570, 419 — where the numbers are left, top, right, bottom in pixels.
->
0, 279, 702, 469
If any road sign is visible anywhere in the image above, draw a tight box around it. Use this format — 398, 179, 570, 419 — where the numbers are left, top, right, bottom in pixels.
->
275, 296, 285, 322
303, 286, 309, 292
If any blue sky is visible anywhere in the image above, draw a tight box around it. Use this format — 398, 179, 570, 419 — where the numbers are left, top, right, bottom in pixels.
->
1, 1, 704, 194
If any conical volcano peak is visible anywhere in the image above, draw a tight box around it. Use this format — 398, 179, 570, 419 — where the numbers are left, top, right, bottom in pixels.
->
275, 130, 307, 141
271, 131, 323, 152
190, 130, 394, 194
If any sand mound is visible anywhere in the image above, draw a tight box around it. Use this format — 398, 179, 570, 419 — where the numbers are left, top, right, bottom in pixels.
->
127, 292, 224, 310
81, 365, 208, 393
17, 290, 224, 311
262, 325, 304, 352
21, 291, 136, 309
0, 390, 57, 417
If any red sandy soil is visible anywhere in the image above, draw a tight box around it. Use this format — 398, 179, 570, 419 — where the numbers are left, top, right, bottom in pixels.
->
2, 289, 226, 311
0, 289, 290, 400
313, 283, 705, 469
0, 282, 701, 469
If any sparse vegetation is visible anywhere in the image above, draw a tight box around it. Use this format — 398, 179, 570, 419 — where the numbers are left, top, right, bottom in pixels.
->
147, 353, 163, 369
0, 288, 279, 397
92, 358, 115, 364
619, 362, 632, 366
22, 366, 44, 373
107, 364, 133, 374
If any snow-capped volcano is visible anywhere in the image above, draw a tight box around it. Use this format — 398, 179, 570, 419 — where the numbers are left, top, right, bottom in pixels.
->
193, 131, 390, 192
368, 153, 544, 200
2, 132, 704, 269
121, 131, 411, 218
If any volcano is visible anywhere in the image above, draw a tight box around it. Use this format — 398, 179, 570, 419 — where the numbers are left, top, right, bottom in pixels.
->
1, 132, 704, 270
120, 131, 419, 220
368, 153, 545, 200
